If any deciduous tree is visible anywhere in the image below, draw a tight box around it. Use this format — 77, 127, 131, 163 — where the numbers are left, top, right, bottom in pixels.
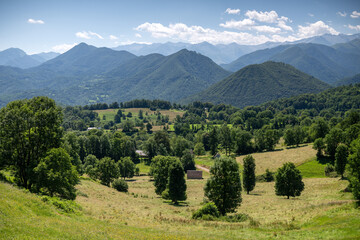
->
275, 162, 304, 199
204, 157, 242, 215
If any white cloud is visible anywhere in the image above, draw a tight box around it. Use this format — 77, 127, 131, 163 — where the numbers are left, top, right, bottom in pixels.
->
350, 11, 360, 18
219, 19, 255, 30
135, 33, 142, 38
253, 25, 282, 33
337, 11, 347, 17
109, 35, 118, 40
136, 22, 274, 45
117, 40, 152, 46
75, 31, 104, 39
348, 24, 360, 31
225, 8, 240, 15
51, 43, 77, 53
308, 13, 314, 17
297, 21, 339, 38
245, 10, 278, 23
28, 18, 44, 24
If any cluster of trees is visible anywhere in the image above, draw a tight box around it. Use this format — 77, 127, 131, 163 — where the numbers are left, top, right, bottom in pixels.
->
122, 99, 172, 110
0, 97, 79, 199
150, 156, 187, 204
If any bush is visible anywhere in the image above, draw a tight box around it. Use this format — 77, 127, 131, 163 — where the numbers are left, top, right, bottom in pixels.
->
41, 196, 82, 213
192, 202, 220, 219
111, 179, 128, 192
324, 163, 338, 177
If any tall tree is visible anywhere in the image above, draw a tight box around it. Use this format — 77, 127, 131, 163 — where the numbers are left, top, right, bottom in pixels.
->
335, 144, 348, 179
0, 96, 62, 189
243, 155, 256, 194
325, 128, 344, 159
275, 162, 304, 199
347, 138, 360, 201
167, 160, 187, 204
204, 156, 242, 215
209, 127, 219, 156
150, 156, 177, 195
220, 124, 232, 156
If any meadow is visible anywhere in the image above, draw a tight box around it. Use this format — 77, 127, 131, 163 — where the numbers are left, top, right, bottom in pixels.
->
1, 145, 359, 239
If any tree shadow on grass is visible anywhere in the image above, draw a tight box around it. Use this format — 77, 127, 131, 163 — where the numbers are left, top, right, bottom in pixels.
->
316, 155, 333, 165
162, 200, 189, 207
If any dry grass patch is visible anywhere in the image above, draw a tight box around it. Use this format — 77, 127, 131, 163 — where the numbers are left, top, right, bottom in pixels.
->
237, 145, 316, 175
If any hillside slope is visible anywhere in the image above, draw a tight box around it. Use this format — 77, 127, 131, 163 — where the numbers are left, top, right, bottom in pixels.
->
222, 40, 360, 84
183, 61, 330, 108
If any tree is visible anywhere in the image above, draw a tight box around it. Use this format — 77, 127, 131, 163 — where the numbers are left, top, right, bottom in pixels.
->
194, 142, 206, 155
167, 160, 187, 204
275, 162, 304, 199
347, 138, 360, 201
310, 118, 329, 141
204, 156, 242, 215
335, 144, 348, 179
150, 156, 177, 195
220, 124, 232, 156
34, 148, 79, 200
325, 128, 344, 159
96, 157, 119, 186
118, 157, 135, 179
209, 127, 219, 156
232, 128, 253, 155
181, 149, 196, 172
313, 138, 325, 157
255, 126, 280, 151
0, 96, 62, 189
146, 122, 153, 132
243, 155, 256, 194
138, 109, 144, 119
83, 154, 99, 179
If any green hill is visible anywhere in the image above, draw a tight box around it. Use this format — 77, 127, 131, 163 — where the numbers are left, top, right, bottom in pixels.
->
222, 40, 360, 84
0, 45, 230, 106
183, 61, 330, 108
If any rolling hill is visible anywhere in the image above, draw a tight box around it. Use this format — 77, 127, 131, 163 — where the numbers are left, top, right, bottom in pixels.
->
183, 61, 330, 108
222, 39, 360, 85
335, 73, 360, 86
0, 44, 231, 106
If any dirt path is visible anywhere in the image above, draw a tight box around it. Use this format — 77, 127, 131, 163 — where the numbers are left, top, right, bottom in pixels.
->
195, 165, 210, 173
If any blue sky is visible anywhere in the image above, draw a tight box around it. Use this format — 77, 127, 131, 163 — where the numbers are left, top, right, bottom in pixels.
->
0, 0, 359, 54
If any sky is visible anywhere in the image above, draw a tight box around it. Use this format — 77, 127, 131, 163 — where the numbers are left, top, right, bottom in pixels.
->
0, 0, 359, 54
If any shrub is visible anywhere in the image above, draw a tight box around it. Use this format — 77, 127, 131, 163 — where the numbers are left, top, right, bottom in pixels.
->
112, 179, 128, 192
325, 163, 337, 177
219, 213, 249, 223
192, 202, 220, 219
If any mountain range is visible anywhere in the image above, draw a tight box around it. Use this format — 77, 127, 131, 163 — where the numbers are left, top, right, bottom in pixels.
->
0, 33, 360, 109
183, 61, 330, 108
0, 43, 230, 106
114, 33, 360, 65
222, 39, 360, 85
0, 48, 59, 69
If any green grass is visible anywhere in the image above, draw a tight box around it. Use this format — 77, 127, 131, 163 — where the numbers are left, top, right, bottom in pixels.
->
297, 158, 326, 178
136, 162, 151, 174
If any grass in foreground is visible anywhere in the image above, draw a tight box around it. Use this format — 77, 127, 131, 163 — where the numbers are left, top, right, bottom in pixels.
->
1, 172, 359, 239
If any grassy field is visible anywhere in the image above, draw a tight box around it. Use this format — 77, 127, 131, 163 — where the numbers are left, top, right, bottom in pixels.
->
1, 174, 359, 239
236, 144, 316, 175
95, 108, 184, 124
1, 143, 359, 239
